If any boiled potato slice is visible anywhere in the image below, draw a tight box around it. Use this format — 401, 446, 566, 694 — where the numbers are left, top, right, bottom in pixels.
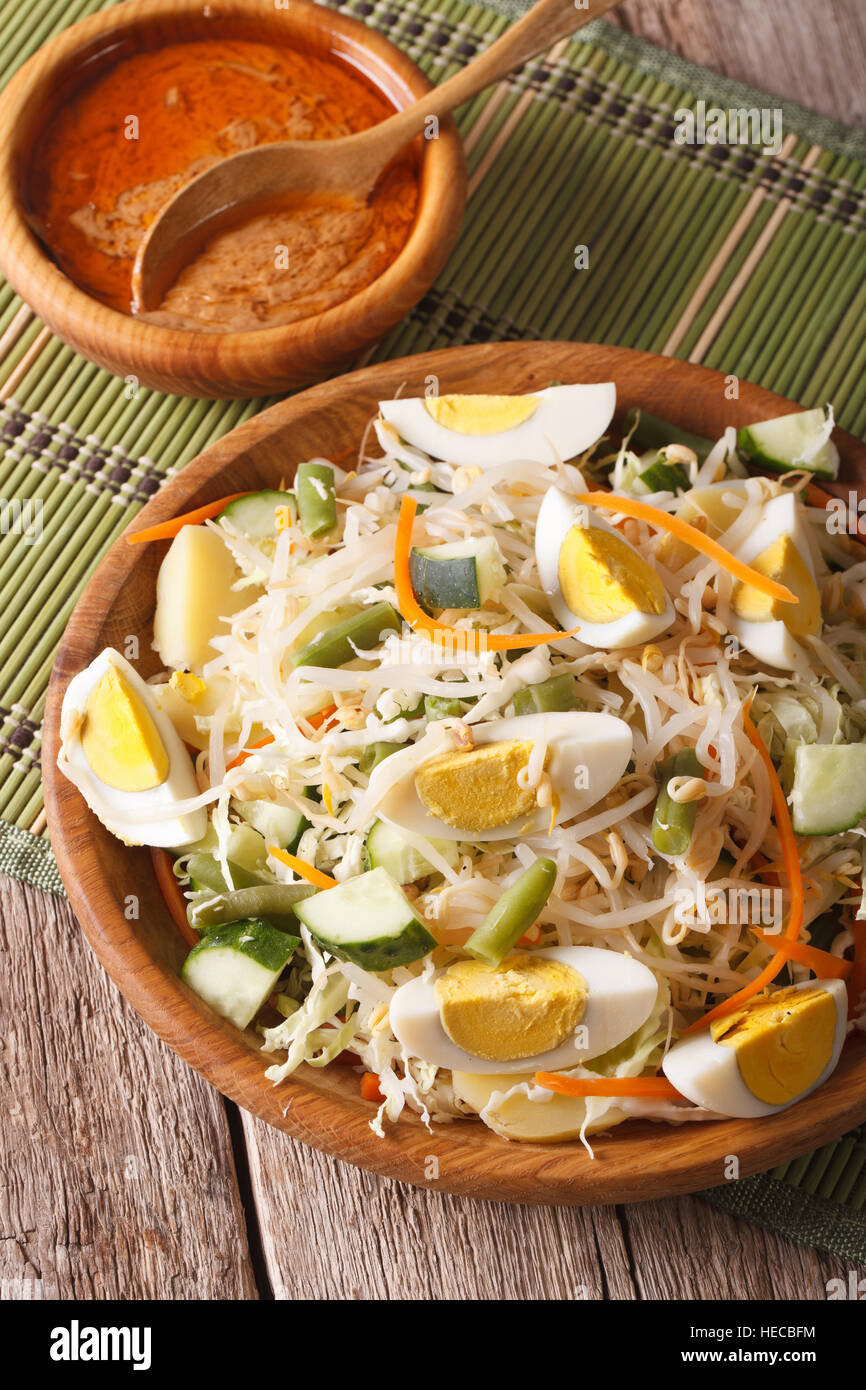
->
153, 526, 248, 673
453, 1070, 628, 1143
658, 481, 750, 569
151, 673, 244, 750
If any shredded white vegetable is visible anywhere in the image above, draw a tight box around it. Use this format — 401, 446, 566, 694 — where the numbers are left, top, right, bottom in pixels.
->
98, 402, 866, 1143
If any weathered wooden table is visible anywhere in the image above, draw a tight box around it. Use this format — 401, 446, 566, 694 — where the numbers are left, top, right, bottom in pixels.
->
3, 0, 866, 1301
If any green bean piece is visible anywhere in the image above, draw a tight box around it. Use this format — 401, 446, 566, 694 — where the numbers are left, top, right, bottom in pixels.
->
189, 883, 316, 932
513, 674, 582, 717
651, 748, 703, 856
465, 858, 558, 967
289, 601, 401, 669
384, 696, 424, 722
359, 741, 406, 775
295, 462, 337, 538
708, 850, 736, 881
424, 693, 468, 720
187, 853, 264, 894
624, 408, 713, 463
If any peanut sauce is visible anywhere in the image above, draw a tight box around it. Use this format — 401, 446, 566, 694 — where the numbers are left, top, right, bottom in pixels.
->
28, 38, 419, 332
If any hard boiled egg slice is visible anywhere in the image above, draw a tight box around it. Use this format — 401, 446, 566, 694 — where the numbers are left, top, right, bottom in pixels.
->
389, 946, 660, 1074
729, 491, 822, 672
59, 647, 206, 848
370, 710, 633, 842
378, 383, 616, 469
535, 486, 676, 648
662, 979, 847, 1118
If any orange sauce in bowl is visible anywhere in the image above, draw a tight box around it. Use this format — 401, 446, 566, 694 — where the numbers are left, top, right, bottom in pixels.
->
28, 38, 419, 332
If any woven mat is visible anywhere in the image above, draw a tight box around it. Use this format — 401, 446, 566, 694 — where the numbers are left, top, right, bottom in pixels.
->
1, 0, 865, 1263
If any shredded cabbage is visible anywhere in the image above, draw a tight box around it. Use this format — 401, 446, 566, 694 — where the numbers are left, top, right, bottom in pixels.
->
153, 406, 862, 1145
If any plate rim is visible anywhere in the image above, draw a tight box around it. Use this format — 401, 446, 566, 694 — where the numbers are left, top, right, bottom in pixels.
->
42, 341, 866, 1206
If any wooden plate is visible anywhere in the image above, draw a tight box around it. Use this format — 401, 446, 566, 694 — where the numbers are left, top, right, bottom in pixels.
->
42, 342, 866, 1205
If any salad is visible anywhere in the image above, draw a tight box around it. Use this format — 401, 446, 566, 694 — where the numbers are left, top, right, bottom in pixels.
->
58, 380, 866, 1149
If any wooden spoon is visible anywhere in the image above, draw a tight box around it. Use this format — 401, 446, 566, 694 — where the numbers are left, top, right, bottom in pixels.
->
132, 0, 621, 313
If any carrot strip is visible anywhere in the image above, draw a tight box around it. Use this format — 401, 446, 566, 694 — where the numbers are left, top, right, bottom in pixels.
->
360, 1072, 384, 1102
683, 700, 805, 1033
268, 845, 338, 890
750, 929, 852, 980
534, 1073, 686, 1100
305, 703, 338, 731
225, 706, 337, 771
395, 496, 580, 652
151, 847, 198, 948
225, 733, 275, 771
743, 700, 805, 948
850, 921, 866, 1020
574, 493, 798, 604
748, 853, 819, 901
126, 492, 251, 544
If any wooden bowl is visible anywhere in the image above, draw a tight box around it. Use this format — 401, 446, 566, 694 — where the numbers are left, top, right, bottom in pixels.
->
0, 0, 466, 399
43, 342, 866, 1205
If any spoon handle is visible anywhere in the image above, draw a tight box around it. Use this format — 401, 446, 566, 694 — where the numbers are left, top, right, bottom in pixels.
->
357, 0, 621, 175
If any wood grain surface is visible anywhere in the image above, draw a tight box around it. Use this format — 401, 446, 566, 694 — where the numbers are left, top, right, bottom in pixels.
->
610, 0, 866, 129
0, 878, 256, 1301
3, 0, 866, 1303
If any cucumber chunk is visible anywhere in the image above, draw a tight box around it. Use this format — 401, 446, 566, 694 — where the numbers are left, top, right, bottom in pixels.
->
409, 537, 505, 610
366, 819, 460, 883
637, 454, 690, 494
182, 918, 299, 1028
218, 490, 296, 538
234, 798, 307, 852
294, 866, 437, 970
791, 743, 866, 835
738, 408, 839, 479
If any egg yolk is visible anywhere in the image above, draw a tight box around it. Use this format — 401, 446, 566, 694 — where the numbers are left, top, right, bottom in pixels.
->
415, 740, 539, 831
558, 524, 667, 623
169, 670, 207, 703
435, 953, 588, 1062
81, 665, 169, 792
731, 534, 821, 637
424, 393, 539, 436
710, 985, 836, 1106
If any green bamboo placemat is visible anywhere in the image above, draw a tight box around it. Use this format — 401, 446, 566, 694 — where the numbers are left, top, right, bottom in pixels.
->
1, 0, 865, 1265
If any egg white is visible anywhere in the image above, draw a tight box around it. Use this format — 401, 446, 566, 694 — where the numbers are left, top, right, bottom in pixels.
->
662, 978, 847, 1118
729, 491, 822, 673
369, 710, 633, 842
727, 617, 813, 673
535, 486, 676, 648
377, 383, 616, 469
59, 647, 206, 848
389, 946, 661, 1073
